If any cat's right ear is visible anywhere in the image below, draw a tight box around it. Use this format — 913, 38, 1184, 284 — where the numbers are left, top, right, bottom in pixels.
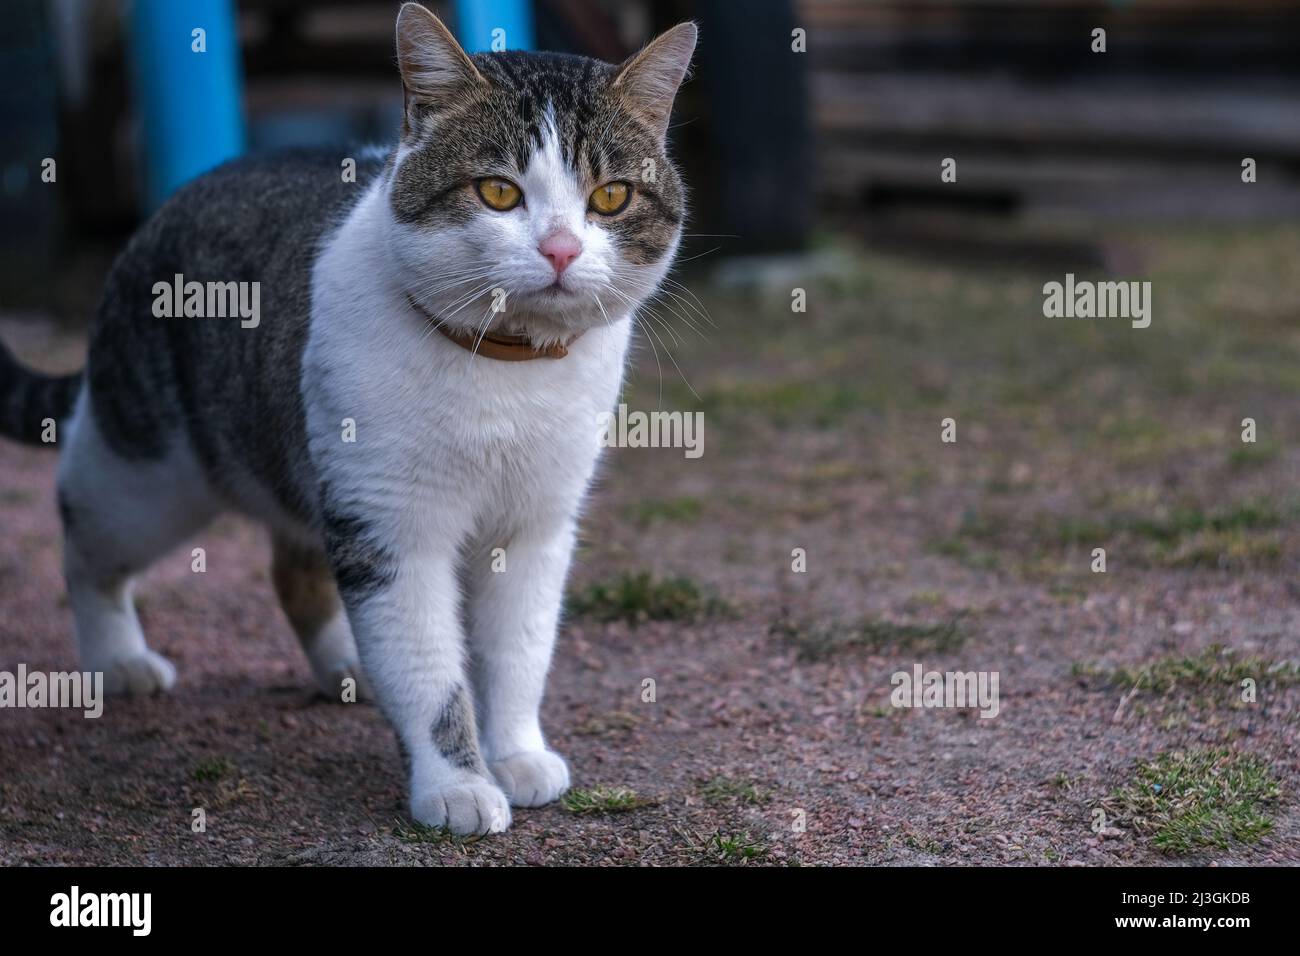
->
395, 2, 484, 132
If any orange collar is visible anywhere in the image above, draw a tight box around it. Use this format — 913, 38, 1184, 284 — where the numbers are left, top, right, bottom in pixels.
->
406, 295, 581, 361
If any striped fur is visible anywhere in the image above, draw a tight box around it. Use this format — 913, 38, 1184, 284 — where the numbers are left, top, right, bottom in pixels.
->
0, 340, 81, 446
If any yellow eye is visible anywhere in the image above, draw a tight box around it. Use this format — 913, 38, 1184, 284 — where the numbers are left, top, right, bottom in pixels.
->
476, 178, 522, 211
589, 181, 631, 215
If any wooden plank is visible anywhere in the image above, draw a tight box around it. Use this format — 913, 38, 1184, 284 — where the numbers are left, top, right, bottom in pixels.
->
811, 73, 1300, 156
799, 0, 1300, 29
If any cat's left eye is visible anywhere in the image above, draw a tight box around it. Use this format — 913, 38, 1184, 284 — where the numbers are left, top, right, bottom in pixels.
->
476, 177, 523, 211
589, 182, 632, 215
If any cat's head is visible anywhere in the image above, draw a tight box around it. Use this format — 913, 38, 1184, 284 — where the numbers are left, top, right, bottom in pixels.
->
386, 3, 696, 346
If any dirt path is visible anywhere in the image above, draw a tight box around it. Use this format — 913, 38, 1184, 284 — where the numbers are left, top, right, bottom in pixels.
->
2, 226, 1298, 865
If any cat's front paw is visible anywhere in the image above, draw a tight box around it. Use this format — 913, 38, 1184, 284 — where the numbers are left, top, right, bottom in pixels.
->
410, 775, 512, 835
97, 650, 177, 696
489, 750, 570, 808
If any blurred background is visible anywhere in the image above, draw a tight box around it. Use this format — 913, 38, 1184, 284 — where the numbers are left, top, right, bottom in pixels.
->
3, 0, 1300, 309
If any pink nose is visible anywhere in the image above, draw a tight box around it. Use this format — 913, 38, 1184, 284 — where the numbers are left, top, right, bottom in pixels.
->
538, 230, 582, 276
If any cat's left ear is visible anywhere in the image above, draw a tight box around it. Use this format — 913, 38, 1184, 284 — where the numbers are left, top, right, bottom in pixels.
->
612, 22, 698, 140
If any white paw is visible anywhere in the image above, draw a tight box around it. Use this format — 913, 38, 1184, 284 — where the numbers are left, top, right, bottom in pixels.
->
316, 660, 375, 703
99, 650, 177, 696
411, 776, 512, 835
489, 750, 570, 808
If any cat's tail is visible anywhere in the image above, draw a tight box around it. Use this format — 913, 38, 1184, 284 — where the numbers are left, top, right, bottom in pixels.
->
0, 337, 82, 447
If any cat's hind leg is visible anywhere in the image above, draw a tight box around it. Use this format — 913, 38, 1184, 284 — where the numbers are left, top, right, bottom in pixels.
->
270, 535, 372, 701
56, 395, 218, 695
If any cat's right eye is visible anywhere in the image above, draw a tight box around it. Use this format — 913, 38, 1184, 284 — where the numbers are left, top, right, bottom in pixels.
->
476, 178, 523, 212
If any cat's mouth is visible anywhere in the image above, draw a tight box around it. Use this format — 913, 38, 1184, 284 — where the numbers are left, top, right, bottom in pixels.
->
521, 281, 584, 305
540, 281, 579, 297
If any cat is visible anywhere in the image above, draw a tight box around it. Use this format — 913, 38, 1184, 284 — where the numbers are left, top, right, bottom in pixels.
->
0, 2, 696, 835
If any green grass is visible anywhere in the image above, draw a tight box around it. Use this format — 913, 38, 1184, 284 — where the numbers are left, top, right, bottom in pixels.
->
1073, 501, 1282, 547
561, 786, 655, 815
624, 496, 704, 526
1074, 644, 1300, 692
191, 756, 233, 782
691, 830, 771, 864
903, 589, 946, 611
1158, 531, 1282, 570
1106, 749, 1281, 854
1048, 772, 1075, 792
937, 500, 1288, 572
567, 571, 730, 625
698, 379, 883, 427
775, 614, 968, 662
392, 819, 465, 845
902, 834, 947, 854
929, 535, 1000, 572
572, 711, 640, 737
639, 227, 1300, 444
699, 775, 771, 807
1228, 440, 1281, 469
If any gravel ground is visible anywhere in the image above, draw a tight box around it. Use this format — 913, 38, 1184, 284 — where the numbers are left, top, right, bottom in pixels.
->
1, 226, 1298, 865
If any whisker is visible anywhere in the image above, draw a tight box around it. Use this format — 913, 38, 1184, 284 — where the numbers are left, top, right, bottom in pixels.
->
631, 313, 665, 407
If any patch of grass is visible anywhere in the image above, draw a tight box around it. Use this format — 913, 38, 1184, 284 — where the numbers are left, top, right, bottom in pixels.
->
208, 777, 257, 809
561, 786, 655, 815
1156, 529, 1282, 570
901, 464, 937, 491
903, 589, 946, 611
929, 509, 1012, 571
774, 613, 968, 662
191, 756, 233, 782
625, 496, 704, 526
1084, 415, 1228, 468
1228, 440, 1281, 469
392, 819, 463, 845
573, 711, 640, 737
691, 830, 771, 863
1090, 413, 1174, 464
929, 535, 999, 571
699, 775, 771, 807
945, 500, 1288, 572
1058, 500, 1283, 548
699, 379, 880, 427
799, 460, 857, 484
953, 501, 1282, 551
902, 834, 947, 855
568, 571, 730, 625
1106, 749, 1281, 854
1074, 644, 1300, 692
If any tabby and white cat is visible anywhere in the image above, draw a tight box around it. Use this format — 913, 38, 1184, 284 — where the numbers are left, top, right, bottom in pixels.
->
0, 3, 696, 834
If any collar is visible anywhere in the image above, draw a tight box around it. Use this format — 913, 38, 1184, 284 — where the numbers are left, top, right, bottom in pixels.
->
406, 295, 582, 361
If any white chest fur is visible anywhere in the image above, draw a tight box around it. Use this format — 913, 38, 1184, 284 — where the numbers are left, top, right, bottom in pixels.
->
302, 182, 631, 550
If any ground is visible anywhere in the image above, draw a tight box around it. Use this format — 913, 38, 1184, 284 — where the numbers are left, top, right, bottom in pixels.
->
1, 224, 1297, 865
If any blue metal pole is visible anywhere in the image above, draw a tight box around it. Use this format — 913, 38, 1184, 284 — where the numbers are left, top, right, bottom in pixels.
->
453, 0, 534, 54
128, 0, 245, 211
